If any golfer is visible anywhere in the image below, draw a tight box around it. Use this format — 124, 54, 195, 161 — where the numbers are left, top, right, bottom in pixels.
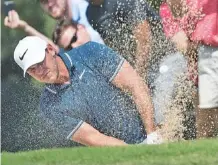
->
14, 36, 163, 146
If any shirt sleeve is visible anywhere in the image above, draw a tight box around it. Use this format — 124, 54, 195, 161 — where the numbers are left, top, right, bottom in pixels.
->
159, 3, 180, 38
89, 42, 125, 82
48, 111, 84, 140
40, 96, 84, 140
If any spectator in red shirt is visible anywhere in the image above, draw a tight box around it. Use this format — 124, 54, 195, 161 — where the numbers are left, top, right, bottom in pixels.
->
160, 0, 218, 138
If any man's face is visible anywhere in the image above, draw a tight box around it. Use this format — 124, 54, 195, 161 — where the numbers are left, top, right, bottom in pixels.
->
59, 24, 91, 50
27, 45, 59, 83
40, 0, 67, 19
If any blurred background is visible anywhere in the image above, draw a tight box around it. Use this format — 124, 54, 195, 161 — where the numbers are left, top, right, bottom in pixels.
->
1, 0, 162, 152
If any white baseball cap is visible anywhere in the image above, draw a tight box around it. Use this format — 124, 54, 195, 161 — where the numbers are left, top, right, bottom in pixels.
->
14, 36, 48, 77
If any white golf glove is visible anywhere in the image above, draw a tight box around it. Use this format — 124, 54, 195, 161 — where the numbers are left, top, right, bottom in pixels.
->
146, 131, 163, 145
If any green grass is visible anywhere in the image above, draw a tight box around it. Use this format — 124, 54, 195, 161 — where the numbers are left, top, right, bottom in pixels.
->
2, 139, 218, 165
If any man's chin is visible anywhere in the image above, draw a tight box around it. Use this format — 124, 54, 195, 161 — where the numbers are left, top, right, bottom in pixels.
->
51, 12, 64, 19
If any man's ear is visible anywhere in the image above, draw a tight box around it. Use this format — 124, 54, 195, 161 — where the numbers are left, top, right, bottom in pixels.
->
47, 44, 56, 57
47, 44, 54, 51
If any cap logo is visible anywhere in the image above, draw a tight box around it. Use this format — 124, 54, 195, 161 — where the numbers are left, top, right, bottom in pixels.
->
19, 49, 28, 60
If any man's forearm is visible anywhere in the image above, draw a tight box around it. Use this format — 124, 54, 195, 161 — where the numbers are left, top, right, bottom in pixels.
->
87, 134, 128, 147
133, 20, 152, 78
131, 20, 155, 133
72, 122, 128, 147
74, 131, 128, 147
132, 80, 156, 134
135, 42, 150, 78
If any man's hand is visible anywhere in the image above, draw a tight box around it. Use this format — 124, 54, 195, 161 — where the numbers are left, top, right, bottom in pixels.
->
4, 10, 26, 29
72, 122, 127, 146
4, 10, 59, 53
146, 131, 163, 144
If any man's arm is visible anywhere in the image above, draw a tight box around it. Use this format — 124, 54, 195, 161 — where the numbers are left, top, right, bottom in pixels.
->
42, 99, 126, 147
89, 43, 162, 144
133, 20, 152, 78
4, 10, 58, 51
72, 122, 127, 146
112, 60, 155, 134
171, 30, 198, 84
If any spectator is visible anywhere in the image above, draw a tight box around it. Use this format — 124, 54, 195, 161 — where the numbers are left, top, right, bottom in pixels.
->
4, 1, 104, 50
5, 0, 158, 77
13, 36, 163, 146
160, 0, 218, 137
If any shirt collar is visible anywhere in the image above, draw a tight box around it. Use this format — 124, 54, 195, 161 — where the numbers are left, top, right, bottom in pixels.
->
45, 83, 71, 94
59, 52, 73, 71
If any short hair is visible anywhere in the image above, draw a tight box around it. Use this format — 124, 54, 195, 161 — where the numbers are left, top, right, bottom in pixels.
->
52, 19, 77, 45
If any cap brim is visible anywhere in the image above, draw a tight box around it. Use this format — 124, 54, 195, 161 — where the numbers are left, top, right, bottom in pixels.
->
23, 69, 27, 77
